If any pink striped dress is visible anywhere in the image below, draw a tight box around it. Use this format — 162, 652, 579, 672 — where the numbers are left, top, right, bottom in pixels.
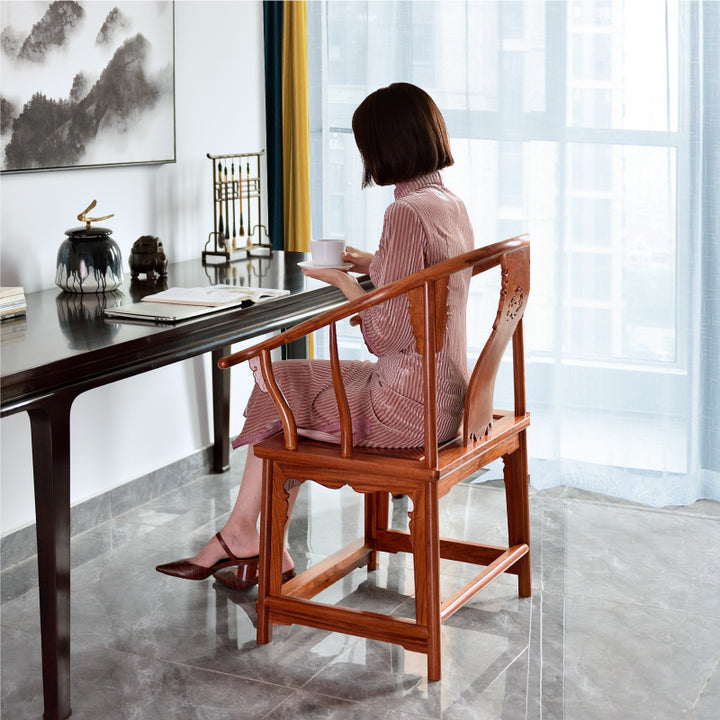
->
233, 172, 475, 450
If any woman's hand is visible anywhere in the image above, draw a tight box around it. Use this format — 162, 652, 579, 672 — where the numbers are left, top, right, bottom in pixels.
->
301, 265, 366, 302
301, 265, 349, 286
342, 246, 373, 274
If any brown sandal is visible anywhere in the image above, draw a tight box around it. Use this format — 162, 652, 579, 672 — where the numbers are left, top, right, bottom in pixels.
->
155, 532, 258, 580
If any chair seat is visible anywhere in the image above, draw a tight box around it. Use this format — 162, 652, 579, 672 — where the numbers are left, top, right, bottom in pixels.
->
254, 409, 530, 493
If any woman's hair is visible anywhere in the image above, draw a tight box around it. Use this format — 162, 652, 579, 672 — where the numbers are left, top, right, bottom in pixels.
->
351, 83, 454, 187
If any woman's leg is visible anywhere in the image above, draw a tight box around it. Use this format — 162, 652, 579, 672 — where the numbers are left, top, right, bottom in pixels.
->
189, 448, 297, 573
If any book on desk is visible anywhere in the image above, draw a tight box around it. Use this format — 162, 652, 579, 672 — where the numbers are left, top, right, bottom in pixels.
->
0, 286, 27, 321
103, 285, 290, 323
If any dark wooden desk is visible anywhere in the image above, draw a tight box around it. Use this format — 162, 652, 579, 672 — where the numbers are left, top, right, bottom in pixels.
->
0, 251, 369, 720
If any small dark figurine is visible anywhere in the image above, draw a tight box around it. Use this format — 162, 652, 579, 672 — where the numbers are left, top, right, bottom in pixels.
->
129, 235, 168, 279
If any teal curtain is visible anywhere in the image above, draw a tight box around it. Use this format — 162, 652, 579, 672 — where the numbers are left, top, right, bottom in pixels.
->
263, 1, 284, 250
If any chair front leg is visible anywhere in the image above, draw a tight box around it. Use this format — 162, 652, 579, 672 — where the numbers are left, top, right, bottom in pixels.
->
257, 458, 290, 643
257, 457, 274, 644
409, 482, 442, 681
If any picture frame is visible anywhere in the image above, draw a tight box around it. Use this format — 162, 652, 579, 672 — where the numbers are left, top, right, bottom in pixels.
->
0, 1, 175, 173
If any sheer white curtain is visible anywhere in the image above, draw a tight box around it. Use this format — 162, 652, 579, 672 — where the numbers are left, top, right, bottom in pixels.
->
307, 0, 719, 507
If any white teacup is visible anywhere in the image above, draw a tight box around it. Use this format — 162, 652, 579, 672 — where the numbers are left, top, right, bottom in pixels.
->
310, 239, 345, 267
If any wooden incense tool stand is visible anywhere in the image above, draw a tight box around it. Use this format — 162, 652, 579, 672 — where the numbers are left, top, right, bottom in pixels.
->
203, 151, 273, 265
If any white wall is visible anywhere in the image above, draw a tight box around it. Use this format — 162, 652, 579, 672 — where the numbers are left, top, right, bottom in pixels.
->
0, 1, 265, 536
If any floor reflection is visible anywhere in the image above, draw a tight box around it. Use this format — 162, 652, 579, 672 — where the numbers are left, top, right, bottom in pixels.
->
1, 453, 718, 719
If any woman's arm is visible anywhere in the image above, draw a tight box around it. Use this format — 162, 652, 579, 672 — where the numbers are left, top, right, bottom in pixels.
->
360, 203, 426, 355
300, 266, 367, 302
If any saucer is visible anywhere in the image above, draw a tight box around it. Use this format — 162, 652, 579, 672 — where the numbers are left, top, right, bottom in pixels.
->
298, 261, 353, 270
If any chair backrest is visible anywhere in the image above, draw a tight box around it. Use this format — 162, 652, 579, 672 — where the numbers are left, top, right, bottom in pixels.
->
218, 235, 530, 465
463, 244, 530, 443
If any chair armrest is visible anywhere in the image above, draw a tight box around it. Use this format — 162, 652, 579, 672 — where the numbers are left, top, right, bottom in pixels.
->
219, 234, 530, 460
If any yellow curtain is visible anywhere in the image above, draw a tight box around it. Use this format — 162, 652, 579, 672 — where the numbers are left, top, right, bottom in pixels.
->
281, 0, 311, 252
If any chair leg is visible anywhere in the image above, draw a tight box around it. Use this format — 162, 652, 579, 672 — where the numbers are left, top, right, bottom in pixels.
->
410, 482, 442, 681
376, 491, 389, 531
364, 493, 378, 571
257, 459, 274, 644
503, 430, 531, 598
257, 460, 290, 644
364, 491, 389, 571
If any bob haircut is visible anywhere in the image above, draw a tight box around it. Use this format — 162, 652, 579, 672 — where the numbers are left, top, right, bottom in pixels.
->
352, 83, 454, 188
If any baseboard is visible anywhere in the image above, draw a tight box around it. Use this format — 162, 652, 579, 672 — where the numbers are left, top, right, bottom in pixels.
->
0, 446, 214, 572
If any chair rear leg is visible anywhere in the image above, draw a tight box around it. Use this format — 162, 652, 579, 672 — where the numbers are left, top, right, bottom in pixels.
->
503, 430, 531, 597
364, 491, 389, 571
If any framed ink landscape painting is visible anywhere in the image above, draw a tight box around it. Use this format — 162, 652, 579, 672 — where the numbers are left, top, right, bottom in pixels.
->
0, 1, 175, 173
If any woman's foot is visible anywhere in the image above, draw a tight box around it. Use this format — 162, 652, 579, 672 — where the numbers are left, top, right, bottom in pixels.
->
155, 532, 257, 580
188, 528, 260, 569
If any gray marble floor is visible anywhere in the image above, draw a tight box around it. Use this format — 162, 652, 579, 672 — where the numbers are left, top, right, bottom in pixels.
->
2, 449, 719, 719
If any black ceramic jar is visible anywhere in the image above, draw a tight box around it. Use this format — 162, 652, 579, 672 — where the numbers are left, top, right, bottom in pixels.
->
56, 225, 124, 293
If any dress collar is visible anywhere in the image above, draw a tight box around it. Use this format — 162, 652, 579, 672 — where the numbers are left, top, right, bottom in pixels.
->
394, 171, 443, 200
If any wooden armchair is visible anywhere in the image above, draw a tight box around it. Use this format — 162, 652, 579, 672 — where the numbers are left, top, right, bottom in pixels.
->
218, 234, 531, 681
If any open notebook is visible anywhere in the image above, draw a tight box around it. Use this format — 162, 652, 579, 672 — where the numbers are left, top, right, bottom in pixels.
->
103, 285, 290, 323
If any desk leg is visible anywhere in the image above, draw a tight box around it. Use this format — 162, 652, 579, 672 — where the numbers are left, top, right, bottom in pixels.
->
283, 336, 308, 360
211, 346, 231, 472
28, 393, 74, 720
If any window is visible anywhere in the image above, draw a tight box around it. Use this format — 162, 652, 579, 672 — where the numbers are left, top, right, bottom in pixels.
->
308, 1, 716, 496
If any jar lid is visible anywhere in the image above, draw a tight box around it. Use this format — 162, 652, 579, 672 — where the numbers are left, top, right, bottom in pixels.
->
65, 226, 113, 239
70, 200, 115, 238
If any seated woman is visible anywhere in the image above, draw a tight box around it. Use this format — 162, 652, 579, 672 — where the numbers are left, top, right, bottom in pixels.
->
156, 82, 475, 589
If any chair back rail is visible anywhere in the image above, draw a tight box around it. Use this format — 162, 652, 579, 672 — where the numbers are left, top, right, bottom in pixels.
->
219, 235, 530, 462
408, 278, 450, 354
218, 235, 529, 369
420, 277, 441, 468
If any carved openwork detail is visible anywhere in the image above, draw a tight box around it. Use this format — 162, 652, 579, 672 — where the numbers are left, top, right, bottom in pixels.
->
468, 418, 493, 443
492, 266, 510, 333
505, 286, 525, 322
